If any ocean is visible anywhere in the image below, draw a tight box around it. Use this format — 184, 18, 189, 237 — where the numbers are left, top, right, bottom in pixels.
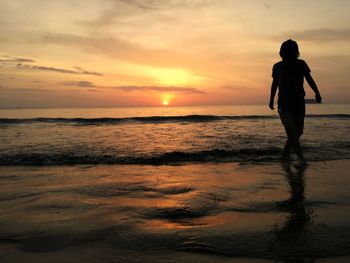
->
0, 104, 349, 165
1, 104, 350, 262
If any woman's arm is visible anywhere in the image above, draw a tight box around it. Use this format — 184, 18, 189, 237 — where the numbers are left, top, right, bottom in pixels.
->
269, 78, 278, 110
305, 73, 322, 103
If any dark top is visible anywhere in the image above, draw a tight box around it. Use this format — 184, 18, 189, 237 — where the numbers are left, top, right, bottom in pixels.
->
272, 59, 310, 114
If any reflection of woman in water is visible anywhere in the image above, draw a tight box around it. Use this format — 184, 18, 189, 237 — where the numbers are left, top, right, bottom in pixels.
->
273, 162, 314, 262
269, 40, 322, 163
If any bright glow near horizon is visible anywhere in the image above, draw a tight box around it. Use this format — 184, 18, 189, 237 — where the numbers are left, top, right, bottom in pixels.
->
0, 0, 349, 108
161, 93, 173, 106
149, 68, 202, 86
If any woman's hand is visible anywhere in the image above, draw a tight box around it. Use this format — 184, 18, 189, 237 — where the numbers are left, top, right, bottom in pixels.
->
269, 100, 275, 110
315, 93, 322, 103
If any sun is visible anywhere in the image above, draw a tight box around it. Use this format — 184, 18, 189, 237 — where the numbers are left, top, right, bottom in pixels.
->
161, 93, 172, 106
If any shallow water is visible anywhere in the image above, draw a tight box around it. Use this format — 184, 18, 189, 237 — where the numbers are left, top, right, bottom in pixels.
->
1, 105, 350, 262
1, 160, 350, 262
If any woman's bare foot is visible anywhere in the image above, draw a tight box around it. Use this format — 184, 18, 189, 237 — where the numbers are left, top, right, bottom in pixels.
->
296, 155, 307, 167
280, 151, 290, 161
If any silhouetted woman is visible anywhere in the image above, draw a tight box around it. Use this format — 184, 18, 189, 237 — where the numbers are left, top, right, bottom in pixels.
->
269, 39, 322, 163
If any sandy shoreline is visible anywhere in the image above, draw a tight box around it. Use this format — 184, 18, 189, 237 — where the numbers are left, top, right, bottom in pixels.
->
1, 160, 350, 262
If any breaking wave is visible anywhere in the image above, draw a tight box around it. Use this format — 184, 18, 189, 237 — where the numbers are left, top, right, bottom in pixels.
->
0, 114, 349, 125
1, 146, 349, 165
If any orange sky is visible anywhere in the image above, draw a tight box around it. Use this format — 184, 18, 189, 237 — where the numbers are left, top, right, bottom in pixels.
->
0, 0, 349, 107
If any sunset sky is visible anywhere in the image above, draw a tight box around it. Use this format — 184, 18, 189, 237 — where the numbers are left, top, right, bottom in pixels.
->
0, 0, 349, 108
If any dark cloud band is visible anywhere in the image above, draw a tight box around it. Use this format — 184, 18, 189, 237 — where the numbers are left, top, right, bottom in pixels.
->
64, 80, 205, 94
16, 63, 103, 76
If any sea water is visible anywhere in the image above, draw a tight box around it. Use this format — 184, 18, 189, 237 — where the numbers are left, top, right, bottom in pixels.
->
1, 104, 350, 262
0, 104, 349, 165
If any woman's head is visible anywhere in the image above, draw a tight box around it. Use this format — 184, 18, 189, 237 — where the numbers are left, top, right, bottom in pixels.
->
279, 39, 300, 61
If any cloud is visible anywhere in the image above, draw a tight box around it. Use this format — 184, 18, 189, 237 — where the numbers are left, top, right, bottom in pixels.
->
115, 0, 160, 10
16, 63, 104, 76
64, 81, 96, 87
63, 80, 206, 94
262, 1, 271, 9
73, 67, 104, 76
79, 0, 217, 29
87, 89, 102, 93
17, 63, 78, 74
0, 86, 51, 92
78, 0, 161, 29
276, 28, 350, 43
1, 85, 104, 94
113, 85, 206, 94
114, 0, 218, 10
43, 33, 158, 58
0, 55, 35, 63
42, 33, 203, 69
107, 0, 214, 11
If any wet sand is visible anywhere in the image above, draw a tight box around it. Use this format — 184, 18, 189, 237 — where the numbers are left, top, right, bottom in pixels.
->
1, 160, 350, 262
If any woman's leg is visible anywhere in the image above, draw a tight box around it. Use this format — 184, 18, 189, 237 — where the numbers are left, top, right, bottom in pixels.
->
293, 114, 305, 139
279, 113, 305, 161
283, 139, 292, 155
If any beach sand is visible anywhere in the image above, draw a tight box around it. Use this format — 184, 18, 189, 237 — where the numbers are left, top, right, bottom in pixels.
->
1, 160, 349, 262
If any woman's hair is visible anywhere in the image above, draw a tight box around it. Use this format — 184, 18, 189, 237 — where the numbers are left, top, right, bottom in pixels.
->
279, 39, 300, 61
